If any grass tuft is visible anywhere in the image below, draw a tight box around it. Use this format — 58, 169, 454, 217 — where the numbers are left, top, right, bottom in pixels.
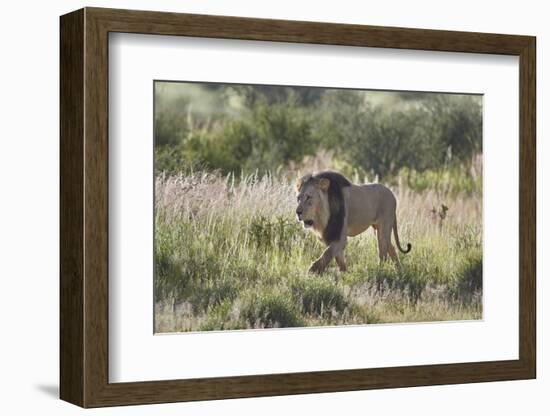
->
239, 289, 304, 328
291, 276, 348, 317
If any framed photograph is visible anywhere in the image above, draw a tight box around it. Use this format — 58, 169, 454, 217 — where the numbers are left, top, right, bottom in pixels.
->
60, 7, 536, 408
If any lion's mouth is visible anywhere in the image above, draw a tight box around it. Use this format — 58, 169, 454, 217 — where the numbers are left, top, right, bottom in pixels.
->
303, 220, 314, 228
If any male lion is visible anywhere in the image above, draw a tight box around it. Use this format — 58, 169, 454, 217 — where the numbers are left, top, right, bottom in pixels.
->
295, 171, 411, 274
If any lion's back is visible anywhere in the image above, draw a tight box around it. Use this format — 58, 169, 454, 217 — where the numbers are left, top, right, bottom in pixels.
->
347, 182, 396, 225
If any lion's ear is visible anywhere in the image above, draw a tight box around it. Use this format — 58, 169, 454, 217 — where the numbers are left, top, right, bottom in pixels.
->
295, 174, 312, 193
319, 177, 330, 192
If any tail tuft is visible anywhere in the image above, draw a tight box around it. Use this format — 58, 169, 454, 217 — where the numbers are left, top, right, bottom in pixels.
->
393, 215, 412, 254
400, 243, 412, 254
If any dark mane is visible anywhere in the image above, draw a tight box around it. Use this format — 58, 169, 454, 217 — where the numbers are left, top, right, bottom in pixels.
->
314, 171, 351, 244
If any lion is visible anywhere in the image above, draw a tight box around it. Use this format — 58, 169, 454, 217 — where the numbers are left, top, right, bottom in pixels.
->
295, 171, 411, 274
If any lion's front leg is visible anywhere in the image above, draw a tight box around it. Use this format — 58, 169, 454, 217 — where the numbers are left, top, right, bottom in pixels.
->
335, 252, 347, 272
309, 239, 347, 274
308, 258, 326, 274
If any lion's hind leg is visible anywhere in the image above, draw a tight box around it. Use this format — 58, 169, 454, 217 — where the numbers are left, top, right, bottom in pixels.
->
387, 244, 401, 267
376, 222, 401, 266
375, 225, 390, 264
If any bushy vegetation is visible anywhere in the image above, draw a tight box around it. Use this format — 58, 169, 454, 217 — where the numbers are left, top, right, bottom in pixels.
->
154, 173, 482, 332
154, 83, 482, 184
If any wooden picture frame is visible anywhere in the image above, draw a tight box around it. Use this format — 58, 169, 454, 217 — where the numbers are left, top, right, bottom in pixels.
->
60, 7, 536, 408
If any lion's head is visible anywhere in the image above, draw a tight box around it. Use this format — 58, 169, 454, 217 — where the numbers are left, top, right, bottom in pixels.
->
295, 171, 352, 244
295, 173, 331, 234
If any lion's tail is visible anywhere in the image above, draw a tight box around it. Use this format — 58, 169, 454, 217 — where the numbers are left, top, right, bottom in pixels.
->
393, 214, 412, 254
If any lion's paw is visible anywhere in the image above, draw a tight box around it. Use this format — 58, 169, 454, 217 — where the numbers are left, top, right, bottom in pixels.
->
308, 261, 324, 274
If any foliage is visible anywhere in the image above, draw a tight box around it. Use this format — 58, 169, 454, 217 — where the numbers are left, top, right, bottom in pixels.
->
155, 101, 315, 176
154, 84, 482, 185
240, 288, 305, 328
318, 91, 482, 179
290, 276, 348, 317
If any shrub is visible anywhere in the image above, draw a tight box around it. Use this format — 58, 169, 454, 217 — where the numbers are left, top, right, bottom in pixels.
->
369, 263, 428, 305
317, 91, 482, 180
398, 163, 482, 195
290, 277, 348, 316
154, 217, 241, 310
154, 85, 483, 187
155, 101, 316, 176
249, 214, 301, 254
450, 251, 483, 303
240, 288, 304, 328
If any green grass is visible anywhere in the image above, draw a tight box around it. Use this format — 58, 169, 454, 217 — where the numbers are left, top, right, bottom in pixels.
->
154, 172, 482, 333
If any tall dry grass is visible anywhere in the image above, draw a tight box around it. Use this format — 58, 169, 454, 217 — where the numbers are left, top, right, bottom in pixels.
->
154, 168, 482, 333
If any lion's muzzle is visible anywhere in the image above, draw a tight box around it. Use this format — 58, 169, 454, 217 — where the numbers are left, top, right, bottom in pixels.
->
296, 208, 313, 228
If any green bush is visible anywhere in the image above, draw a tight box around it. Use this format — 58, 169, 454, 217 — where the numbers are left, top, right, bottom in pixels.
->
155, 101, 315, 175
398, 164, 481, 195
318, 91, 482, 179
450, 251, 483, 303
154, 85, 482, 186
290, 277, 348, 316
249, 214, 301, 254
240, 288, 304, 328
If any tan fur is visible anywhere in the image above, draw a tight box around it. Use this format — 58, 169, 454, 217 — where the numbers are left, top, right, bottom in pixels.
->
296, 176, 330, 240
296, 173, 411, 273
